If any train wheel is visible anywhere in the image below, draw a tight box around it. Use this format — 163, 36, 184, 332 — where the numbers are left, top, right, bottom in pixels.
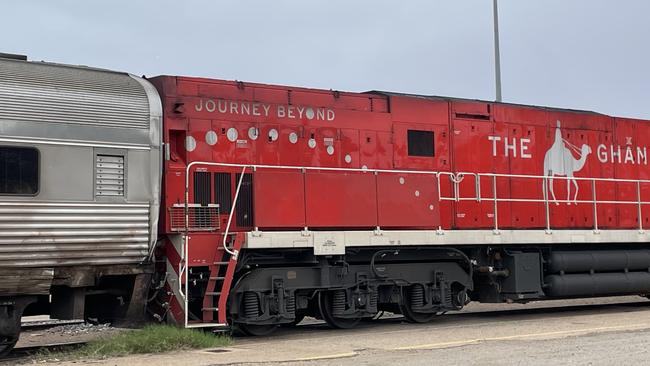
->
318, 290, 361, 329
281, 313, 305, 327
399, 285, 437, 323
0, 335, 18, 357
234, 323, 278, 336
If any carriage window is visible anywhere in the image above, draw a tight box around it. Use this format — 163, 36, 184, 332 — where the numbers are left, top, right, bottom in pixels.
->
407, 130, 435, 157
0, 147, 39, 195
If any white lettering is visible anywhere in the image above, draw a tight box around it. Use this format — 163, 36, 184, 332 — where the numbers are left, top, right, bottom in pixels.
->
625, 146, 635, 164
611, 145, 621, 163
520, 138, 532, 159
488, 136, 501, 156
504, 137, 517, 157
195, 99, 333, 121
218, 99, 228, 113
205, 99, 216, 112
638, 147, 648, 165
327, 109, 335, 121
597, 144, 608, 163
240, 102, 250, 115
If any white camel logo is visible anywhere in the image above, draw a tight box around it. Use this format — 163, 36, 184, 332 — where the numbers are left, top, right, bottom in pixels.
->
543, 121, 592, 205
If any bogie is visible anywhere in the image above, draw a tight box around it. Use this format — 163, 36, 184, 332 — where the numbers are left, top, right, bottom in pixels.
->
224, 248, 472, 332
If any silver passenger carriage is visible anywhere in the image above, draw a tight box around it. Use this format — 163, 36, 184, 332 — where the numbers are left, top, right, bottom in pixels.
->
0, 54, 161, 354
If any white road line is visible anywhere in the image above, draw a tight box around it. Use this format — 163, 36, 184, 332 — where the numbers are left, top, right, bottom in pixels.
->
393, 324, 650, 351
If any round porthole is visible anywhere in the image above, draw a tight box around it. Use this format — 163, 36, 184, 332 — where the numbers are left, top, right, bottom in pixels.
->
289, 132, 298, 144
185, 135, 197, 152
308, 138, 316, 149
205, 130, 217, 146
326, 145, 334, 155
248, 127, 259, 140
344, 154, 352, 163
268, 128, 279, 142
227, 128, 238, 142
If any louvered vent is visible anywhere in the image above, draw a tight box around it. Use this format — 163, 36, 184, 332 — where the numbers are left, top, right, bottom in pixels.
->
214, 173, 232, 212
96, 154, 125, 196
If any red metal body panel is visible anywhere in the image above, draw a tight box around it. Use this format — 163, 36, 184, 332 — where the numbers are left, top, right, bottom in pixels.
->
150, 74, 650, 327
150, 75, 650, 237
376, 173, 439, 228
305, 171, 378, 227
253, 170, 306, 228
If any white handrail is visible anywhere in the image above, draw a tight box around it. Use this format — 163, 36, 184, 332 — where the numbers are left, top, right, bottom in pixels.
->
175, 160, 650, 324
178, 161, 650, 266
221, 166, 247, 259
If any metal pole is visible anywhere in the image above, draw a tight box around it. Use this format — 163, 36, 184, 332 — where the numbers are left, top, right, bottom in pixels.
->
592, 180, 599, 233
493, 0, 502, 102
492, 175, 499, 233
637, 181, 643, 233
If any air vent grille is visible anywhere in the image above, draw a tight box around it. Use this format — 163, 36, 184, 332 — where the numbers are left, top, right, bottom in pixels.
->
96, 154, 125, 196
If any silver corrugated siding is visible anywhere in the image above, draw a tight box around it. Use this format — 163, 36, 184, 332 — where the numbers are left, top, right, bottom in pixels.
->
0, 58, 161, 270
0, 60, 150, 129
0, 202, 150, 267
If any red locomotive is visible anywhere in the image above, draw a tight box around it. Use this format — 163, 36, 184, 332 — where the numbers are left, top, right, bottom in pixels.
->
2, 55, 649, 353
149, 75, 650, 335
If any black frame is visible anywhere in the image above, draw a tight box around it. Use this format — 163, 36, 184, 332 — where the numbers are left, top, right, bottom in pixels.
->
407, 130, 435, 157
0, 146, 40, 196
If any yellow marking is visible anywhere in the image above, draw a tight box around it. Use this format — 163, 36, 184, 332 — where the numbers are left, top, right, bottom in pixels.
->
197, 349, 357, 362
292, 352, 358, 361
393, 324, 650, 350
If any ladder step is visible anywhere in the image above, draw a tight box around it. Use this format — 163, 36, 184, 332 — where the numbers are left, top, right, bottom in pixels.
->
202, 307, 219, 311
186, 322, 228, 329
214, 261, 229, 265
205, 291, 221, 296
209, 277, 225, 281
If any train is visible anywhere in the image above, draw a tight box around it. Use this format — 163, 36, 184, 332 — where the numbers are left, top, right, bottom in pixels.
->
2, 52, 650, 353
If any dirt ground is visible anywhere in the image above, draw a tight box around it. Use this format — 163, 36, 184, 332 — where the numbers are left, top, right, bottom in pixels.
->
28, 296, 650, 366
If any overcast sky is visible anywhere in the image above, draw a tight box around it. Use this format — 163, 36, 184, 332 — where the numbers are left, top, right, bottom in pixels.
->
3, 1, 649, 119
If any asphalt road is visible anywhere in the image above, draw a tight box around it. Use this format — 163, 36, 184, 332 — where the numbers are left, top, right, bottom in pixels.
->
56, 296, 650, 366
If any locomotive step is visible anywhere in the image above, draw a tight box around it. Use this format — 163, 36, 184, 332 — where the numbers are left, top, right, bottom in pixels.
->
209, 277, 225, 280
213, 261, 230, 265
205, 291, 221, 296
186, 322, 227, 329
202, 307, 219, 311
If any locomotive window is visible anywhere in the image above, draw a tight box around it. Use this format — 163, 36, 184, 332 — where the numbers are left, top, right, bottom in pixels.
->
0, 147, 39, 195
407, 130, 435, 157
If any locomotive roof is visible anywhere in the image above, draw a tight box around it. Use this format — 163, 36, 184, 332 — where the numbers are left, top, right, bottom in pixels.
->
370, 90, 603, 116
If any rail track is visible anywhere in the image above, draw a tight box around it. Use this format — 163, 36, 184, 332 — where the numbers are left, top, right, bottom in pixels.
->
21, 319, 85, 331
1, 340, 87, 364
